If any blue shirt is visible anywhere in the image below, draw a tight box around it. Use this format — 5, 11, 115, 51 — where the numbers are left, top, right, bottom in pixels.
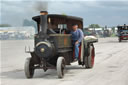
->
70, 29, 84, 43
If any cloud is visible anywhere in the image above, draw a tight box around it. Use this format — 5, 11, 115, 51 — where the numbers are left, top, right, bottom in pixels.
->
1, 0, 128, 27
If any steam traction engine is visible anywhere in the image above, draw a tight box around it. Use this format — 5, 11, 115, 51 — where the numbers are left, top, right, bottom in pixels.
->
24, 11, 97, 78
117, 24, 128, 42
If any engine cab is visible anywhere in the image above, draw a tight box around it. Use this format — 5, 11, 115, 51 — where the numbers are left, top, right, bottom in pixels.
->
31, 11, 83, 65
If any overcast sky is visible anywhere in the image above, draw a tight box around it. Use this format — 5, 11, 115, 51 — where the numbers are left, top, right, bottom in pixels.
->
0, 0, 128, 27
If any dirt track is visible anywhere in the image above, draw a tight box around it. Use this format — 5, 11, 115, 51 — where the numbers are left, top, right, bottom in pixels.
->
1, 37, 128, 85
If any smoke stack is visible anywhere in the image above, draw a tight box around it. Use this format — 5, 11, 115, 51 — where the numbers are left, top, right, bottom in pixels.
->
40, 11, 48, 15
124, 24, 127, 29
39, 11, 48, 38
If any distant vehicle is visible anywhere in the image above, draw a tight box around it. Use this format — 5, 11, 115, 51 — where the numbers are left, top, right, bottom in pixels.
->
24, 11, 97, 78
83, 28, 97, 36
103, 30, 111, 37
117, 24, 128, 42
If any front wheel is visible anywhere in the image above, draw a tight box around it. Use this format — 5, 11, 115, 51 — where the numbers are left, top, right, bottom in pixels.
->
24, 57, 34, 78
85, 44, 95, 68
57, 57, 65, 78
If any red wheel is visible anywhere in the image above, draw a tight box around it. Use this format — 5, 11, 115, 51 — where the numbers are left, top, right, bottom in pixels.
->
85, 44, 95, 68
91, 47, 95, 67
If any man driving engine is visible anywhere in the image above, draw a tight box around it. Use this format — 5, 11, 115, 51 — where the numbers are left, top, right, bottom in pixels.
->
70, 24, 84, 61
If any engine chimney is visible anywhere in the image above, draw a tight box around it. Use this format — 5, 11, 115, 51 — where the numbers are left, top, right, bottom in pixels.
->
124, 24, 126, 29
40, 11, 48, 15
40, 11, 48, 38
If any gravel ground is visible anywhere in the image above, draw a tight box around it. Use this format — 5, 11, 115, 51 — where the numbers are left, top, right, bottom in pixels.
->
1, 37, 128, 85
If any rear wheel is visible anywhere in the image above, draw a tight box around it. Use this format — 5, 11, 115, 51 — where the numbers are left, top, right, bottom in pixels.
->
85, 44, 95, 68
119, 38, 122, 42
57, 57, 65, 78
24, 57, 34, 78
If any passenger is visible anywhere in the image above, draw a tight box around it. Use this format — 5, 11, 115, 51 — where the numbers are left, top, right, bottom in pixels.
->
70, 24, 84, 61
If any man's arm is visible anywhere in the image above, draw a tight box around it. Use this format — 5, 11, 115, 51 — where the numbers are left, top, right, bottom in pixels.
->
78, 29, 84, 43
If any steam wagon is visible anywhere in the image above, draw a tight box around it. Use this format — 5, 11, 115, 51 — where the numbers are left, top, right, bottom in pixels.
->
24, 11, 97, 78
117, 24, 128, 42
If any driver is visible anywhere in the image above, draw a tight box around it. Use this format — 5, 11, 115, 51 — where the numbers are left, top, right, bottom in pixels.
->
70, 24, 84, 61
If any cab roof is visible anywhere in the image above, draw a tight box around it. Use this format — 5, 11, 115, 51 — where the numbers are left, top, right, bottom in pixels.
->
32, 14, 83, 23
